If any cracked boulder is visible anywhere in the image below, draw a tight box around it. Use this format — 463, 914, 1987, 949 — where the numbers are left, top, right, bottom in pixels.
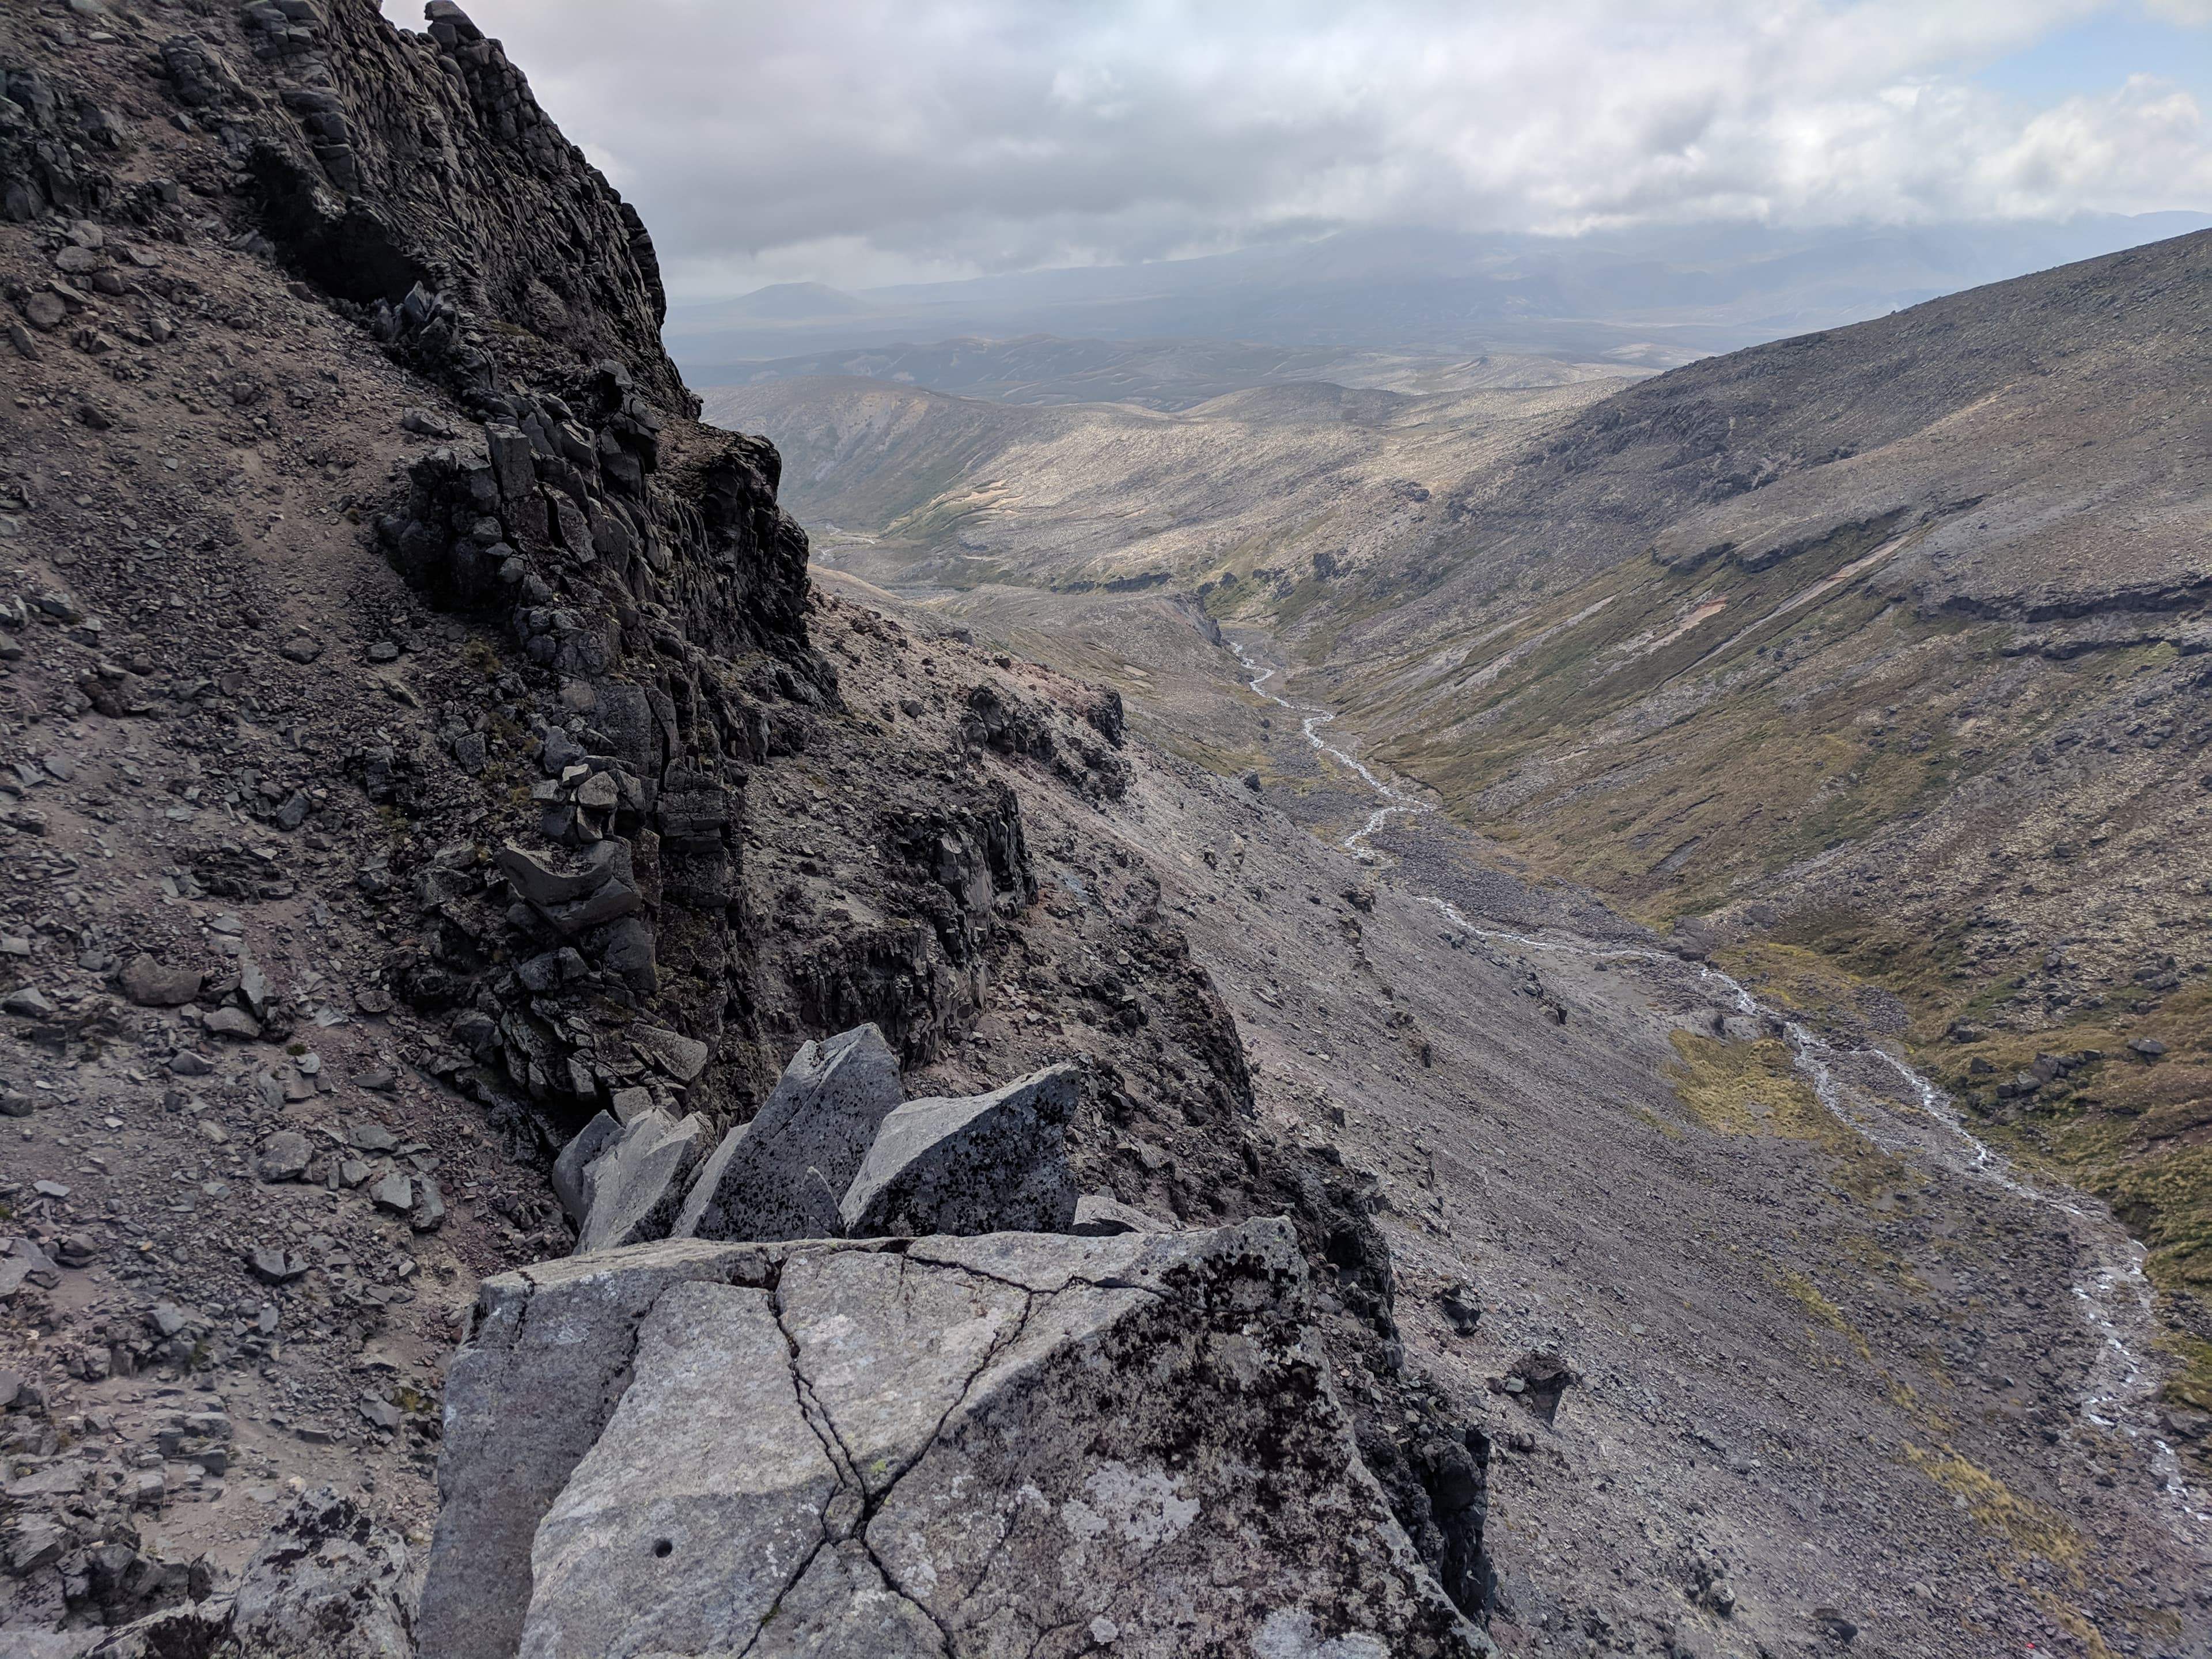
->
418, 1221, 1490, 1659
573, 1109, 712, 1255
675, 1022, 906, 1243
838, 1060, 1080, 1238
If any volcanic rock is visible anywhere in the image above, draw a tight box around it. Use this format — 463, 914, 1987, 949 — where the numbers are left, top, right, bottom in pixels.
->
675, 1022, 904, 1243
118, 955, 202, 1007
839, 1061, 1080, 1238
419, 1222, 1486, 1659
573, 1109, 713, 1254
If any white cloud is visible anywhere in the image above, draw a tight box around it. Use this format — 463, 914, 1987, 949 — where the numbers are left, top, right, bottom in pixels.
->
388, 0, 2212, 296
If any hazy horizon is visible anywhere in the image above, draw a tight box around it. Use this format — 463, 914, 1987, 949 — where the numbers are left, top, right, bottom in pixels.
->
662, 210, 2212, 382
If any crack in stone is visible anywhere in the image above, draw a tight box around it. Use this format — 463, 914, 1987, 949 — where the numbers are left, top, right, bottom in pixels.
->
733, 1282, 839, 1658
793, 1370, 862, 1519
855, 1522, 959, 1656
759, 1259, 1045, 1655
1022, 1613, 1093, 1659
767, 1279, 967, 1654
910, 1256, 1169, 1304
733, 1525, 835, 1659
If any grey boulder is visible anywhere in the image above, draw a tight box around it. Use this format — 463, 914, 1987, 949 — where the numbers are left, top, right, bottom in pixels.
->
419, 1221, 1488, 1659
256, 1131, 312, 1183
676, 1022, 904, 1243
628, 1021, 710, 1084
119, 954, 202, 1007
573, 1109, 711, 1254
2, 986, 56, 1019
550, 1110, 622, 1226
838, 1061, 1080, 1238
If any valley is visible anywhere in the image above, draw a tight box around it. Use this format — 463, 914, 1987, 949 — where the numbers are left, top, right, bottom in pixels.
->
703, 228, 2212, 1642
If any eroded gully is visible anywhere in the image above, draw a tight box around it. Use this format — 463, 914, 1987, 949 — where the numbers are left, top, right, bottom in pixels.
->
1228, 639, 2205, 1528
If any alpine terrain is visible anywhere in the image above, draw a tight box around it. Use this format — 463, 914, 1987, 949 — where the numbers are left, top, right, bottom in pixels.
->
0, 3, 2205, 1659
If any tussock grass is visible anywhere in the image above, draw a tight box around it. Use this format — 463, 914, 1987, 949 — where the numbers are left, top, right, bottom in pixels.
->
1900, 1443, 2085, 1572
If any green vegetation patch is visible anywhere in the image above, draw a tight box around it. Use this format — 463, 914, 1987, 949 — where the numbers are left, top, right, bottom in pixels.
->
1930, 988, 2212, 1300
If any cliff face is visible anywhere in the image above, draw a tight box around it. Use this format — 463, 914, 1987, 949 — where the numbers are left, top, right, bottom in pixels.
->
183, 0, 688, 410
0, 3, 1497, 1648
139, 0, 868, 1132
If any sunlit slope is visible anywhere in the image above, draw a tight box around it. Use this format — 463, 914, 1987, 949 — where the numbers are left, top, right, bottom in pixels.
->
1278, 232, 2212, 1346
700, 372, 1631, 596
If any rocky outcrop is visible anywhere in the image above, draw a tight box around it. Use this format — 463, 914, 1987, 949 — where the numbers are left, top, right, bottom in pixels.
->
169, 0, 690, 409
0, 56, 131, 228
676, 1022, 906, 1242
79, 1487, 419, 1658
839, 1062, 1080, 1238
128, 1, 1050, 1138
421, 1224, 1492, 1659
961, 680, 1130, 801
559, 1029, 1079, 1250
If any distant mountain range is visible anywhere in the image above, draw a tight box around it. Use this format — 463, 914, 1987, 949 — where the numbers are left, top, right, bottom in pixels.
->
668, 214, 2211, 381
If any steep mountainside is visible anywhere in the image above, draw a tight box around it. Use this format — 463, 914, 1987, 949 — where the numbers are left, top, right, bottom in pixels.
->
1336, 229, 2211, 635
0, 1, 1487, 1649
1220, 231, 2212, 1427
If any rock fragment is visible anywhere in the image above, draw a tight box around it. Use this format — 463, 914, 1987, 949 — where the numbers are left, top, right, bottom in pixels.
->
119, 953, 202, 1006
204, 1007, 261, 1040
247, 1245, 309, 1284
497, 839, 641, 935
1438, 1281, 1483, 1335
574, 1109, 711, 1253
839, 1061, 1080, 1237
628, 1021, 709, 1083
1, 986, 56, 1019
256, 1131, 312, 1182
676, 1022, 904, 1242
1496, 1349, 1579, 1426
89, 1487, 422, 1657
551, 1112, 622, 1225
1071, 1191, 1168, 1236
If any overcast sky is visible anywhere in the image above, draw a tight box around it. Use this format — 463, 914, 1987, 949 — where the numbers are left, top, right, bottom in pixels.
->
387, 1, 2212, 300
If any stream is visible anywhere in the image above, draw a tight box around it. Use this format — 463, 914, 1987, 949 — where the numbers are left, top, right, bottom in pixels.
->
1229, 639, 2203, 1525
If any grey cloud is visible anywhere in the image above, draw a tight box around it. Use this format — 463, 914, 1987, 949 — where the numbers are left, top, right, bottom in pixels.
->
399, 0, 2212, 296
